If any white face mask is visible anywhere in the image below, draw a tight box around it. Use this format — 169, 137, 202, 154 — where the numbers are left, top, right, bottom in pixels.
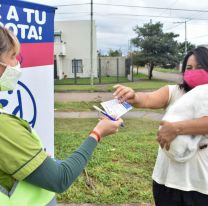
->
0, 61, 22, 91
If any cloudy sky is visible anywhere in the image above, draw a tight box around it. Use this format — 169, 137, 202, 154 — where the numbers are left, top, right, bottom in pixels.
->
25, 0, 208, 55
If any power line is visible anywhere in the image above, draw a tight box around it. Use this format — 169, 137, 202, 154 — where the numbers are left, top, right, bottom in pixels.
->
93, 3, 208, 13
56, 12, 208, 20
54, 2, 208, 21
54, 2, 208, 14
165, 19, 192, 31
92, 12, 208, 20
154, 0, 179, 22
165, 9, 206, 32
56, 12, 208, 22
184, 8, 208, 23
190, 34, 208, 40
165, 23, 183, 32
55, 10, 208, 20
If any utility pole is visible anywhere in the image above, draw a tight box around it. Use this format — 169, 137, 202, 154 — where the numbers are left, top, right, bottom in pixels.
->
173, 20, 187, 54
184, 20, 187, 54
127, 39, 134, 82
90, 0, 94, 86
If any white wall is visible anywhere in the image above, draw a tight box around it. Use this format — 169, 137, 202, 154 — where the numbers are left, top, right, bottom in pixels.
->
55, 20, 97, 78
98, 57, 126, 77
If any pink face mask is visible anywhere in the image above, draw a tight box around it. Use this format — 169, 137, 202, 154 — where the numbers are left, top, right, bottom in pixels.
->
183, 69, 208, 88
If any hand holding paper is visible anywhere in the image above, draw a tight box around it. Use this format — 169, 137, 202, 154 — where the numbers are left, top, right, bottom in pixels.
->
93, 99, 133, 127
101, 99, 133, 118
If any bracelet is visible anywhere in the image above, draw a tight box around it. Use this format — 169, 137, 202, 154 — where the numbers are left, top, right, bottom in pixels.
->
89, 130, 101, 142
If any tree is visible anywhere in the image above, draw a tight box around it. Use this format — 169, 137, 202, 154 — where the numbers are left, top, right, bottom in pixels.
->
177, 41, 196, 62
97, 50, 102, 57
132, 51, 146, 67
107, 49, 122, 57
131, 22, 179, 79
131, 51, 146, 74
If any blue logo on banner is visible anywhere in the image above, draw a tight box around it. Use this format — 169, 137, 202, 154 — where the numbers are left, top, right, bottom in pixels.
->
0, 81, 37, 128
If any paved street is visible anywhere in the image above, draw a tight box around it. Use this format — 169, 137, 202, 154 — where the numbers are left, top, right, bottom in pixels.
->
138, 68, 182, 83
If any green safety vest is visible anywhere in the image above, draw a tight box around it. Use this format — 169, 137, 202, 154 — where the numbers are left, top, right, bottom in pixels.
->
0, 108, 56, 206
0, 181, 56, 206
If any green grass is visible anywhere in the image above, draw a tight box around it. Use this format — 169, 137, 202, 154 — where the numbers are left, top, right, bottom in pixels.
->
55, 79, 173, 92
55, 72, 174, 92
133, 71, 149, 79
55, 118, 159, 204
55, 101, 101, 112
55, 76, 129, 85
54, 101, 164, 114
154, 67, 181, 73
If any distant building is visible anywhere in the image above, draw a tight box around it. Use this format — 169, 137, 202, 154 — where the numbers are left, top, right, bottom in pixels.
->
54, 20, 97, 79
98, 56, 127, 77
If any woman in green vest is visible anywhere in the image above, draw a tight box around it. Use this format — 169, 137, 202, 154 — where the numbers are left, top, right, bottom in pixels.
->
0, 26, 123, 206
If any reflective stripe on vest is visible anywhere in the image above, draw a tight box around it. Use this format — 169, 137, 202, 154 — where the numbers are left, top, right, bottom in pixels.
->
0, 109, 56, 205
0, 181, 55, 206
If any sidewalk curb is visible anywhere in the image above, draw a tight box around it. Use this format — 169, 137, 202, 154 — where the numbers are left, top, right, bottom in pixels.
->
54, 111, 163, 121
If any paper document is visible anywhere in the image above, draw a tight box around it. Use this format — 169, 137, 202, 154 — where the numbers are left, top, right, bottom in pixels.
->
101, 99, 133, 118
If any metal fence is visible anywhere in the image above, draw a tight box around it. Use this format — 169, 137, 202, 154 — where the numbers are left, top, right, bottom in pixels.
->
55, 57, 133, 85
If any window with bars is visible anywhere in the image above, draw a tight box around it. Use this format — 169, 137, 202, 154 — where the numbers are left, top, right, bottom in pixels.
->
72, 59, 83, 73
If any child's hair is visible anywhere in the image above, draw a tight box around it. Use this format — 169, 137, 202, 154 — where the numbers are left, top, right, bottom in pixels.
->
0, 26, 20, 57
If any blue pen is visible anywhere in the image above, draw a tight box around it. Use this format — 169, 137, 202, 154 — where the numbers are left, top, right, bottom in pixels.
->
93, 105, 125, 127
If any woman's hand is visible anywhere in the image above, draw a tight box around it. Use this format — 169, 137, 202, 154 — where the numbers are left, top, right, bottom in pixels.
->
113, 84, 136, 104
157, 121, 178, 150
92, 117, 123, 140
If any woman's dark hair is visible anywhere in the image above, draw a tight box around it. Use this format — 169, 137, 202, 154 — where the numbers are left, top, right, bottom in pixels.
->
179, 46, 208, 92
